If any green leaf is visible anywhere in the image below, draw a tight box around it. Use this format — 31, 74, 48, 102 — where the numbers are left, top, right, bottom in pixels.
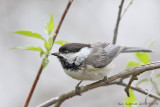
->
55, 40, 69, 45
126, 61, 141, 69
156, 73, 160, 78
125, 89, 137, 107
12, 45, 44, 52
136, 78, 149, 86
44, 36, 53, 51
42, 58, 49, 68
48, 36, 53, 49
14, 31, 45, 41
135, 52, 150, 64
40, 51, 45, 57
45, 13, 54, 35
70, 0, 72, 2
44, 41, 50, 51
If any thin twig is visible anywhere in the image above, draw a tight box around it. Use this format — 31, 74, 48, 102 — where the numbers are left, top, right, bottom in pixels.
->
37, 61, 160, 107
24, 1, 74, 107
112, 0, 125, 44
24, 63, 43, 107
125, 75, 138, 97
117, 82, 160, 100
52, 0, 73, 46
121, 0, 134, 18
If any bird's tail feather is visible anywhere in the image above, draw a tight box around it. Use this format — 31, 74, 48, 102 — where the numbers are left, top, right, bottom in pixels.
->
121, 47, 152, 53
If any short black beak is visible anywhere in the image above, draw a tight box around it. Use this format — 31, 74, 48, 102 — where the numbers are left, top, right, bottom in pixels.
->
51, 52, 60, 57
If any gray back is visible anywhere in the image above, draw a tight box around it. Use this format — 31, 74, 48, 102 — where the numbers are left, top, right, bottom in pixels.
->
85, 42, 123, 68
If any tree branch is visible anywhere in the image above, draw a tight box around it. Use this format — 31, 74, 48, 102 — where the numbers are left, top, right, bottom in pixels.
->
112, 0, 125, 44
24, 1, 74, 107
117, 82, 160, 100
125, 75, 138, 97
37, 61, 160, 107
52, 0, 73, 46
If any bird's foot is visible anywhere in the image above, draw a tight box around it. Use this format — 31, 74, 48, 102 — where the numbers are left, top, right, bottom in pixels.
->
103, 76, 110, 85
75, 80, 83, 96
75, 85, 81, 96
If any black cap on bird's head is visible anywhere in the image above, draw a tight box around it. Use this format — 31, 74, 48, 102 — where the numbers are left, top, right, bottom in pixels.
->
52, 43, 91, 56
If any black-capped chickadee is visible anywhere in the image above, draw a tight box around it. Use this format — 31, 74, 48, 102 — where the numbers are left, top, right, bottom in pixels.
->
52, 42, 151, 95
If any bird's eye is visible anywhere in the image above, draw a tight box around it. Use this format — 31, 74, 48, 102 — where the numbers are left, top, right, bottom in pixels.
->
64, 50, 69, 54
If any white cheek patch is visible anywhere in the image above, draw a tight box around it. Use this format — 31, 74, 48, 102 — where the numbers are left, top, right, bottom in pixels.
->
74, 47, 91, 65
61, 53, 75, 64
61, 47, 91, 65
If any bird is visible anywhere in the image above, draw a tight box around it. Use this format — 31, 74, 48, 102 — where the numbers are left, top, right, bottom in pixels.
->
52, 42, 152, 95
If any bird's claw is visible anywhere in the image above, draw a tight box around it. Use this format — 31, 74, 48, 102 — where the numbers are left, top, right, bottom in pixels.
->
75, 86, 81, 96
104, 76, 110, 85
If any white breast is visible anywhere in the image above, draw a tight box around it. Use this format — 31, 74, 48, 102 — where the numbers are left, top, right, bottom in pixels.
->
64, 63, 113, 80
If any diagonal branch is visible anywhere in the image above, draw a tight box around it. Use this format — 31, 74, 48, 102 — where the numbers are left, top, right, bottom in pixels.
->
112, 0, 125, 44
52, 0, 73, 46
24, 1, 74, 107
117, 82, 160, 100
37, 61, 160, 107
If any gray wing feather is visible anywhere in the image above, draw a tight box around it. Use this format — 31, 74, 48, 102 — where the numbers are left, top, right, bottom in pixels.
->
104, 43, 123, 59
85, 42, 123, 68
